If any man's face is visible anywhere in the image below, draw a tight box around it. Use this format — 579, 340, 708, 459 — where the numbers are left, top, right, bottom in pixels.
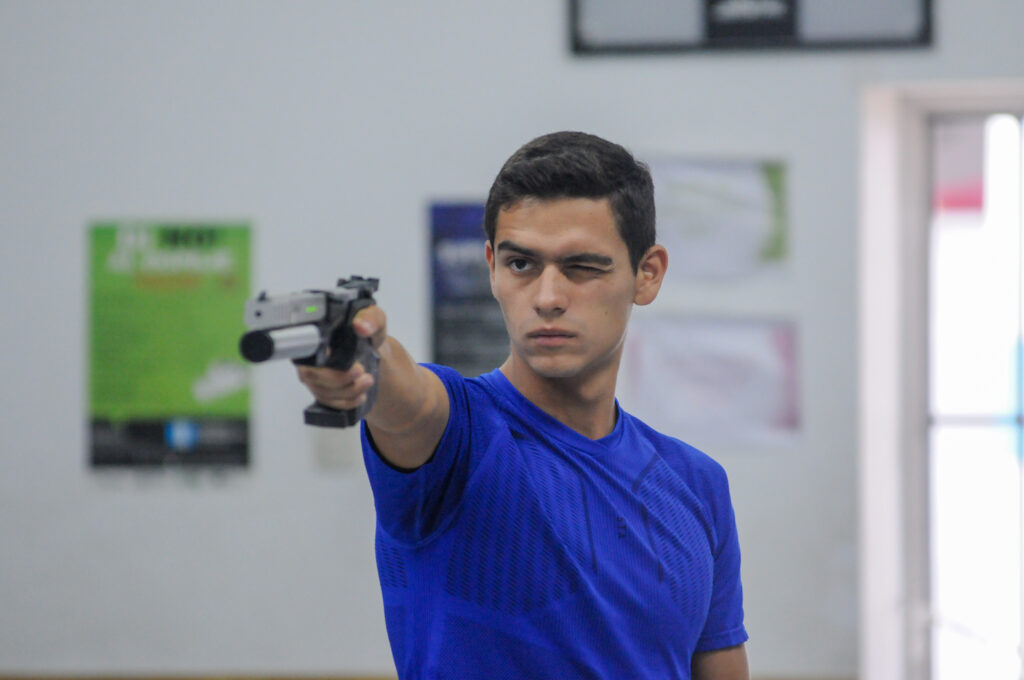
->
485, 197, 642, 382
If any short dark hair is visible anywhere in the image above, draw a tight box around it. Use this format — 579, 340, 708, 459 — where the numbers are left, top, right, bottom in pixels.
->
483, 131, 656, 272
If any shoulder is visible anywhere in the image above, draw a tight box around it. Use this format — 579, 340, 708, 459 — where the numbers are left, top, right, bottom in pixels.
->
421, 363, 502, 410
421, 362, 467, 390
420, 363, 510, 436
626, 414, 732, 498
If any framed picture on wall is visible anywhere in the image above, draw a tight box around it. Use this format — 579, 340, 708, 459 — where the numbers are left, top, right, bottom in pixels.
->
570, 0, 932, 53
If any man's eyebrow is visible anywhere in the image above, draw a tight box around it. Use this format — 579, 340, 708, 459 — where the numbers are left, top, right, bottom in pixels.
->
560, 252, 614, 267
495, 240, 614, 267
495, 240, 540, 259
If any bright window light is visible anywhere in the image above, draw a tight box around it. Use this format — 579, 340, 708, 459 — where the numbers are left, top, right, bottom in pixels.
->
929, 112, 1024, 680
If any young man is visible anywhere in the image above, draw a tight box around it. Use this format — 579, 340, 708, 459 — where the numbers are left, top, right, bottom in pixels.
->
297, 132, 749, 679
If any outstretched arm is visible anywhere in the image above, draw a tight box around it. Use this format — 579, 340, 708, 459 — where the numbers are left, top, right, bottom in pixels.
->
296, 305, 449, 470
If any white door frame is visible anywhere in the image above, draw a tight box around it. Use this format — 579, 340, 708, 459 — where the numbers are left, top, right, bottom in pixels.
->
859, 79, 1024, 680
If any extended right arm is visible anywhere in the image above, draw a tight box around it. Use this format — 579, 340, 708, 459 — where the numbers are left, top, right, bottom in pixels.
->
296, 304, 450, 470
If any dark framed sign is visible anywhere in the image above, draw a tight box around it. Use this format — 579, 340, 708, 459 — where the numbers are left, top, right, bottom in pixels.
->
430, 203, 509, 378
571, 0, 931, 53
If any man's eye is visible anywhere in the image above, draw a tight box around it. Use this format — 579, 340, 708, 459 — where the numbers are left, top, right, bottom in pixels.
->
508, 258, 530, 272
569, 264, 604, 275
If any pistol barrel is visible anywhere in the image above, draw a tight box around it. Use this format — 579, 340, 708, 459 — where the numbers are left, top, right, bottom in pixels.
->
240, 325, 321, 363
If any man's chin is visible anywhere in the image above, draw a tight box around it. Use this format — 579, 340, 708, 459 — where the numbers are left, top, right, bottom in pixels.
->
524, 356, 583, 380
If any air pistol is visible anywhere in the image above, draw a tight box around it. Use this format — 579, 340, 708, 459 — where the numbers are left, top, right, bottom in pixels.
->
239, 276, 379, 428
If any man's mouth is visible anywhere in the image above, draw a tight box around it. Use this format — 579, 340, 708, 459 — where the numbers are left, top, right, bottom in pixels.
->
527, 329, 575, 346
528, 327, 574, 337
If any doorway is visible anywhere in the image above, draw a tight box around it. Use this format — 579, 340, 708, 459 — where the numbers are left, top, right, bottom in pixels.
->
928, 112, 1023, 679
860, 80, 1024, 680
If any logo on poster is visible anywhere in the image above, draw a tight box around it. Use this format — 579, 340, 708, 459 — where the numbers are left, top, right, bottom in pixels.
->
106, 225, 234, 275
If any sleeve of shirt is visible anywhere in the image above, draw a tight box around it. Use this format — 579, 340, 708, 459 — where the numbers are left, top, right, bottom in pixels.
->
695, 462, 749, 653
360, 363, 474, 545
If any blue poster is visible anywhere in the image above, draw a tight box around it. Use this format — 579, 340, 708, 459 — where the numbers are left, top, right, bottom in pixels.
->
431, 203, 508, 377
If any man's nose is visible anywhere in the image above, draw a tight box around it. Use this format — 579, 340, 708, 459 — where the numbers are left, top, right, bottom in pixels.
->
534, 266, 568, 316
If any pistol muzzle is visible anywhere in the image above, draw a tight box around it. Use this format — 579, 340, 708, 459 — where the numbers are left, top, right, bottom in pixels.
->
239, 325, 321, 363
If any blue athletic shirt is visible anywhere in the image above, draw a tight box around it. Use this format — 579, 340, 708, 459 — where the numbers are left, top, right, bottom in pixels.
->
361, 364, 747, 679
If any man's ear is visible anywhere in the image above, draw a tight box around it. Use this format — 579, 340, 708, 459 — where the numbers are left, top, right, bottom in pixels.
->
485, 239, 497, 292
633, 244, 668, 306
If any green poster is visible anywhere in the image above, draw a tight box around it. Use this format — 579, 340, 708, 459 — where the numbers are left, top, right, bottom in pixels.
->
89, 221, 251, 466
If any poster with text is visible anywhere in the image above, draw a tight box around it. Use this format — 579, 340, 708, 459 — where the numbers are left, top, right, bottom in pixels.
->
89, 221, 251, 466
431, 203, 508, 377
621, 315, 799, 447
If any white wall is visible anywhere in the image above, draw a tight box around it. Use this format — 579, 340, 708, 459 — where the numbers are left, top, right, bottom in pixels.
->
2, 1, 1023, 677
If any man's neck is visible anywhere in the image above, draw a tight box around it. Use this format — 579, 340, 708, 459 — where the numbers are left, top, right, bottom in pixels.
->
499, 356, 620, 440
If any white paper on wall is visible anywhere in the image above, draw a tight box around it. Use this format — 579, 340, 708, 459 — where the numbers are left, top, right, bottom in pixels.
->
647, 158, 788, 282
620, 314, 800, 447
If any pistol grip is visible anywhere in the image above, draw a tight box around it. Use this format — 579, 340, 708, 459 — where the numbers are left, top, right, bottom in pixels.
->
304, 337, 380, 428
304, 400, 367, 428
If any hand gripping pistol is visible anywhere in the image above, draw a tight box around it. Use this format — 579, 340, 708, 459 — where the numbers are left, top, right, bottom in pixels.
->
239, 276, 379, 428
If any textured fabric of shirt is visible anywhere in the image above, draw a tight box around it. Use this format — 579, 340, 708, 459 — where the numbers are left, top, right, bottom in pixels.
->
360, 364, 747, 679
